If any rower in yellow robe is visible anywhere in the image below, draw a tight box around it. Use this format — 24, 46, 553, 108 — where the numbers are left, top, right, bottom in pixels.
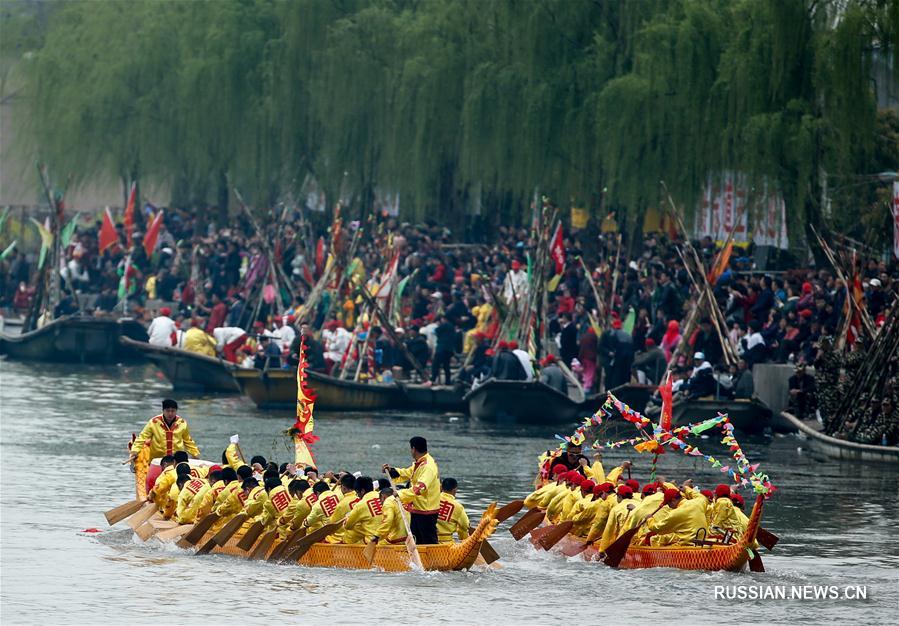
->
622, 483, 664, 532
646, 488, 709, 546
325, 474, 360, 543
374, 488, 410, 545
708, 484, 747, 540
175, 476, 211, 524
304, 482, 340, 532
289, 481, 324, 531
260, 478, 293, 530
212, 468, 251, 518
129, 399, 200, 463
583, 483, 616, 543
436, 478, 470, 544
343, 477, 384, 544
546, 472, 585, 522
161, 462, 193, 518
148, 455, 177, 508
524, 464, 569, 509
223, 435, 243, 470
599, 485, 638, 550
567, 480, 604, 535
196, 466, 227, 518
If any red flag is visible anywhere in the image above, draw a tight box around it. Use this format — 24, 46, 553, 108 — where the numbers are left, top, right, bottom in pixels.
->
98, 208, 119, 254
549, 222, 565, 274
314, 236, 325, 278
659, 373, 673, 431
707, 240, 734, 286
143, 210, 164, 258
123, 182, 136, 248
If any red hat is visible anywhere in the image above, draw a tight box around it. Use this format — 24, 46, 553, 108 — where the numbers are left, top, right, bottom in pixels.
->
552, 463, 568, 477
253, 321, 265, 329
799, 308, 813, 318
596, 482, 614, 494
539, 354, 557, 367
159, 306, 172, 316
645, 338, 656, 348
663, 488, 681, 504
511, 260, 521, 270
497, 340, 509, 350
287, 314, 296, 323
641, 483, 658, 495
567, 471, 584, 485
485, 349, 495, 357
732, 493, 745, 508
802, 282, 813, 294
625, 479, 640, 492
611, 319, 622, 329
325, 320, 339, 330
580, 480, 596, 492
700, 489, 714, 499
616, 485, 633, 497
207, 465, 222, 474
508, 340, 519, 350
714, 484, 732, 499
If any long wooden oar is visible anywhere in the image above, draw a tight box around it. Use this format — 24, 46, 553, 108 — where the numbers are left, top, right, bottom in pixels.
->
236, 521, 265, 551
127, 503, 158, 530
363, 539, 378, 566
280, 522, 342, 563
560, 539, 592, 557
495, 500, 524, 523
157, 524, 194, 542
757, 527, 779, 551
748, 551, 765, 572
603, 503, 665, 568
196, 513, 247, 555
509, 508, 544, 540
479, 540, 501, 565
267, 528, 306, 562
536, 521, 573, 551
105, 499, 145, 525
134, 516, 166, 542
249, 530, 278, 559
177, 513, 219, 548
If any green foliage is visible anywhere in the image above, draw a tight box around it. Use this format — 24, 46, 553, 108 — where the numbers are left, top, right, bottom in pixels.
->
7, 0, 894, 246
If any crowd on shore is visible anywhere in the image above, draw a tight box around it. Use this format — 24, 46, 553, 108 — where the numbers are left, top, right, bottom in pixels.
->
2, 205, 897, 412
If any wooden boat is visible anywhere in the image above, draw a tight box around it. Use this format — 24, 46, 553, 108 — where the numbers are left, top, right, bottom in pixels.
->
647, 397, 772, 435
204, 504, 499, 572
780, 411, 899, 464
0, 316, 148, 363
120, 337, 240, 393
397, 382, 467, 413
233, 368, 404, 411
464, 379, 594, 423
536, 494, 765, 572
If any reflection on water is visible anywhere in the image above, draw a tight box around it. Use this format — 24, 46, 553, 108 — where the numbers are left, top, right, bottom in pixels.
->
1, 361, 897, 624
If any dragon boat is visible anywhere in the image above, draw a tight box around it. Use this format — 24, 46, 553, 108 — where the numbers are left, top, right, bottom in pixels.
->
526, 494, 765, 572
127, 448, 498, 573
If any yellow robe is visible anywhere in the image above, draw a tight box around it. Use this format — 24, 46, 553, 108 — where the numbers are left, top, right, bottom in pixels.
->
546, 487, 579, 522
223, 443, 242, 470
524, 481, 563, 509
150, 466, 176, 509
600, 498, 638, 550
585, 497, 615, 543
395, 453, 440, 514
260, 485, 292, 529
325, 491, 359, 543
197, 479, 226, 518
288, 489, 318, 530
584, 460, 606, 483
647, 497, 709, 546
212, 482, 243, 517
376, 496, 410, 543
569, 495, 604, 536
343, 491, 384, 544
175, 478, 210, 523
131, 415, 200, 460
623, 492, 665, 533
304, 490, 339, 532
710, 498, 746, 538
436, 494, 470, 543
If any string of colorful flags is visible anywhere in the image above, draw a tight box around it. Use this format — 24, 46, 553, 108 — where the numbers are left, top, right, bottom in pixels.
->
552, 392, 775, 497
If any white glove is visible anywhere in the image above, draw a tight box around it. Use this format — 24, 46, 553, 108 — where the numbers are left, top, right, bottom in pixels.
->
230, 434, 239, 444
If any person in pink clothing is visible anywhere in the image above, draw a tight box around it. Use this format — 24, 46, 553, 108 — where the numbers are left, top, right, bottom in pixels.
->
660, 319, 682, 362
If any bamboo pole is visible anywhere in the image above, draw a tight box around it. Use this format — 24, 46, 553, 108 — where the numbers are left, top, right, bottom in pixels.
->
359, 286, 430, 382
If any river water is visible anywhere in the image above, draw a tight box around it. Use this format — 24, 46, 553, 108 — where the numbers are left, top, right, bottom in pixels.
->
1, 360, 896, 625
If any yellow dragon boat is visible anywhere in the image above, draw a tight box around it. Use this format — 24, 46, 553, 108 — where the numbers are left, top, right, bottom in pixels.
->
131, 449, 499, 572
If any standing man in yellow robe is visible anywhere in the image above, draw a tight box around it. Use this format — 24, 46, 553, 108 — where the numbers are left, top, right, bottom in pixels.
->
129, 399, 200, 462
383, 436, 440, 544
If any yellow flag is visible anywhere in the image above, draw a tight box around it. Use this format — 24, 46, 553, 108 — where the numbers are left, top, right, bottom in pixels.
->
292, 335, 318, 468
29, 217, 54, 269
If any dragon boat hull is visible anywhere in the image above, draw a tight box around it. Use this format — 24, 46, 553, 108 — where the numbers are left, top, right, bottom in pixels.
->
120, 337, 240, 393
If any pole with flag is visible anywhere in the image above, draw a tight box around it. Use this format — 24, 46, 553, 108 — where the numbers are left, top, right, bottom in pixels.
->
289, 334, 320, 468
123, 182, 136, 249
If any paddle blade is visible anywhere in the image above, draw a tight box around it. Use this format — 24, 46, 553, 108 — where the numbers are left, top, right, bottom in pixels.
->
178, 514, 219, 548
249, 531, 278, 560
105, 499, 144, 525
363, 540, 377, 566
267, 529, 306, 562
127, 504, 158, 530
157, 524, 193, 542
509, 508, 544, 541
404, 534, 423, 570
281, 523, 340, 563
212, 514, 247, 546
757, 527, 779, 551
602, 526, 640, 568
559, 540, 591, 558
479, 540, 501, 565
748, 552, 765, 572
495, 500, 524, 524
537, 521, 573, 551
134, 520, 158, 542
236, 521, 265, 551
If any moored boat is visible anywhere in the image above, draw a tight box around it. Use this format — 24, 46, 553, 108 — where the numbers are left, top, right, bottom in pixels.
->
0, 316, 148, 363
120, 337, 240, 393
397, 382, 467, 413
464, 378, 592, 423
780, 411, 899, 464
233, 368, 404, 411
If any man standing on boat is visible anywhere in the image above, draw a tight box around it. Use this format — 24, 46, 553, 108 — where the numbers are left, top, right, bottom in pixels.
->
382, 436, 440, 544
129, 399, 200, 463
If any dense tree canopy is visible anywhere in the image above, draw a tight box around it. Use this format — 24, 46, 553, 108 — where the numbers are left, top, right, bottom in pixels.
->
2, 0, 897, 247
